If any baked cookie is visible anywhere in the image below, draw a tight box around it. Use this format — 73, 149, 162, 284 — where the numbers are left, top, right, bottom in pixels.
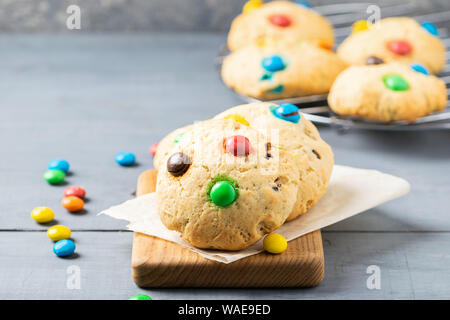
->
157, 118, 300, 250
214, 102, 334, 221
337, 17, 446, 74
228, 0, 334, 51
328, 62, 448, 122
221, 42, 347, 99
153, 125, 193, 170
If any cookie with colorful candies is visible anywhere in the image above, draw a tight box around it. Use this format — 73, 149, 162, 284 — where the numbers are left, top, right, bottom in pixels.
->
328, 62, 447, 122
156, 118, 300, 250
228, 0, 334, 51
337, 17, 445, 74
214, 102, 334, 221
221, 41, 347, 100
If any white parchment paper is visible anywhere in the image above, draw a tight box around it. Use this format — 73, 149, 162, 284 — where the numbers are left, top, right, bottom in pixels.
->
100, 165, 410, 263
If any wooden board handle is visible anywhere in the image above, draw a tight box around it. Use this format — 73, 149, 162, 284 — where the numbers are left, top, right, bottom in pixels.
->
136, 170, 158, 196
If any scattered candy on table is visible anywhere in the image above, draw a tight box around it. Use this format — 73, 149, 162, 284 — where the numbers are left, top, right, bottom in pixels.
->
242, 0, 263, 14
149, 142, 159, 156
167, 152, 191, 177
386, 40, 412, 56
263, 233, 287, 254
47, 225, 71, 241
382, 74, 410, 91
53, 239, 76, 257
209, 180, 237, 207
31, 207, 55, 223
270, 104, 301, 123
64, 185, 86, 199
43, 169, 66, 185
115, 151, 136, 166
224, 135, 252, 157
128, 294, 152, 300
48, 159, 70, 173
410, 63, 429, 75
421, 21, 438, 36
61, 196, 85, 212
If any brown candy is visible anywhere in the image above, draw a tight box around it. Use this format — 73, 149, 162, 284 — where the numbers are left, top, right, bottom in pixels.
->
167, 152, 191, 177
365, 56, 384, 65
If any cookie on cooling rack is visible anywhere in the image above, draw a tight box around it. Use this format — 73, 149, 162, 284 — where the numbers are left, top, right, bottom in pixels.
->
153, 125, 193, 170
156, 118, 300, 250
228, 0, 334, 51
328, 62, 448, 122
214, 102, 334, 221
221, 41, 347, 100
337, 17, 446, 74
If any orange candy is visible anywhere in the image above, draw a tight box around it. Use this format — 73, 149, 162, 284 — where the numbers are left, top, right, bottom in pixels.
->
61, 196, 84, 212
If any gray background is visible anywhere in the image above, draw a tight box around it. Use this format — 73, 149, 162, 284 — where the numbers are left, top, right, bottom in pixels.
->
0, 0, 449, 32
0, 0, 450, 300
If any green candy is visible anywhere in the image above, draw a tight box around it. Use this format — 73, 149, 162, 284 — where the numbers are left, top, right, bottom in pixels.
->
209, 181, 237, 207
128, 294, 152, 300
383, 74, 410, 91
173, 132, 185, 143
43, 169, 66, 185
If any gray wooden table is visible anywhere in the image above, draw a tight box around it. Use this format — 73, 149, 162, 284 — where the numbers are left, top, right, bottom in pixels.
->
1, 34, 449, 300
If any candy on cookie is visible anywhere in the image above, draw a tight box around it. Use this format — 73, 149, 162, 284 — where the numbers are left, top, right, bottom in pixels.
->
337, 17, 445, 74
153, 124, 193, 170
156, 118, 300, 250
328, 62, 448, 122
221, 42, 347, 99
214, 102, 334, 221
228, 0, 334, 51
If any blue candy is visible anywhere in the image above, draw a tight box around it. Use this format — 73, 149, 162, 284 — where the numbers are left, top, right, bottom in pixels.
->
115, 152, 136, 166
53, 239, 76, 257
410, 63, 429, 75
48, 159, 70, 173
421, 21, 438, 36
262, 55, 286, 72
296, 0, 312, 8
270, 104, 301, 123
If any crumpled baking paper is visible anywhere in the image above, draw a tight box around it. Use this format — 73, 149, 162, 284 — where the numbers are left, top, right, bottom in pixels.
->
100, 165, 410, 264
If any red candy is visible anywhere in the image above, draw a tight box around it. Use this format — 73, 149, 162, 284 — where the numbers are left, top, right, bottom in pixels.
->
149, 142, 159, 156
64, 186, 86, 199
268, 14, 291, 27
224, 136, 252, 157
387, 40, 412, 56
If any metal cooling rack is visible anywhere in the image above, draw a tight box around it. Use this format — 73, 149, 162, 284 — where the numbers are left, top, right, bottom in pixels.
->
216, 2, 450, 130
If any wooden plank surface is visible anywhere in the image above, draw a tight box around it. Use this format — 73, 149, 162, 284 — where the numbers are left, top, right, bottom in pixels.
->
0, 34, 449, 299
132, 170, 324, 288
2, 231, 450, 299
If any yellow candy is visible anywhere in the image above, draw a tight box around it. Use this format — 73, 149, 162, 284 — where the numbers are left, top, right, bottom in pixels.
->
352, 20, 370, 33
263, 233, 287, 254
47, 225, 71, 241
243, 0, 263, 14
31, 207, 55, 223
224, 114, 250, 126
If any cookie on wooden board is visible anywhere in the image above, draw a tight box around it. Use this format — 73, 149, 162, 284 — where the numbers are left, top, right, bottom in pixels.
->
156, 118, 300, 250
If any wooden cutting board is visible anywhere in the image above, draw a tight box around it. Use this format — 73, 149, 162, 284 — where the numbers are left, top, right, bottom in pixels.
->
131, 170, 325, 288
